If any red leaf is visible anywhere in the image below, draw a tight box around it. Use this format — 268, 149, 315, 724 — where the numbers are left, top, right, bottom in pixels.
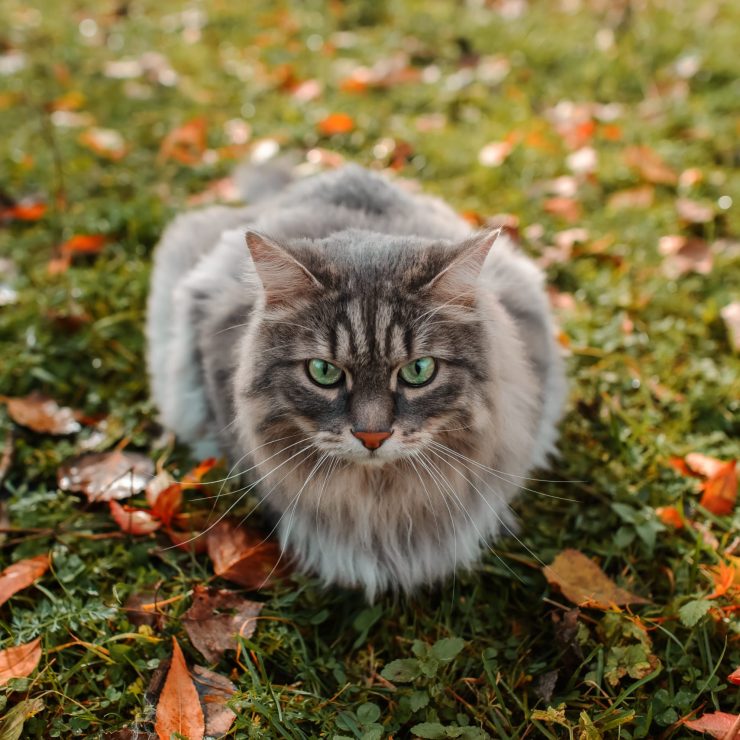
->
150, 484, 183, 527
0, 637, 42, 686
154, 637, 205, 740
158, 118, 208, 165
317, 113, 354, 136
699, 460, 737, 516
60, 234, 106, 257
58, 451, 154, 502
206, 520, 287, 590
0, 554, 49, 607
3, 393, 81, 435
1, 202, 47, 221
729, 665, 740, 686
109, 501, 162, 535
684, 711, 740, 739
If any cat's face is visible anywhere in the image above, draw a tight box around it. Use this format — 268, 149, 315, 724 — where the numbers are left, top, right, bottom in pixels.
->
241, 229, 497, 465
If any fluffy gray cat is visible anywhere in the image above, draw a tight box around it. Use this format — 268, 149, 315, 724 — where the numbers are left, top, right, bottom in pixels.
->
146, 162, 567, 599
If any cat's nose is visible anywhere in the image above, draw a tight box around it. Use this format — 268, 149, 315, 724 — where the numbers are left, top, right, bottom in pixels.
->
351, 429, 393, 450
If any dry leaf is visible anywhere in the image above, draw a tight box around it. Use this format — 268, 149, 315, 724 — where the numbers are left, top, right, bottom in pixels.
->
607, 185, 654, 210
317, 113, 354, 136
148, 484, 182, 527
655, 505, 684, 529
478, 141, 512, 167
3, 393, 81, 435
707, 561, 738, 599
658, 235, 712, 278
0, 201, 47, 222
159, 118, 208, 165
729, 665, 740, 686
164, 527, 208, 554
58, 451, 154, 502
543, 549, 649, 609
183, 585, 263, 663
192, 665, 236, 737
154, 637, 205, 740
543, 197, 582, 223
624, 145, 678, 185
699, 460, 737, 516
720, 302, 740, 352
181, 458, 219, 489
0, 696, 45, 739
80, 127, 127, 160
60, 234, 106, 257
685, 452, 727, 478
109, 501, 162, 535
684, 711, 740, 739
0, 637, 42, 686
206, 520, 286, 590
676, 197, 714, 224
0, 554, 49, 607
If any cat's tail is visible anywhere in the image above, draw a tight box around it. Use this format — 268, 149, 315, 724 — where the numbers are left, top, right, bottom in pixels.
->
233, 154, 300, 203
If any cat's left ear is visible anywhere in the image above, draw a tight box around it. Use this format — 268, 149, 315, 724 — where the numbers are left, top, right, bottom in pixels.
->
425, 227, 500, 300
246, 231, 322, 306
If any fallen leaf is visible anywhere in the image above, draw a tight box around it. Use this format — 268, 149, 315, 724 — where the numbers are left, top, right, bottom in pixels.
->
186, 177, 241, 207
109, 501, 162, 535
543, 549, 649, 609
543, 197, 582, 223
655, 506, 684, 529
684, 711, 740, 739
699, 460, 737, 516
478, 141, 513, 168
192, 665, 237, 737
720, 302, 740, 352
80, 127, 127, 160
154, 637, 205, 740
60, 234, 106, 257
183, 585, 263, 663
708, 561, 738, 599
624, 145, 678, 185
317, 113, 354, 136
729, 665, 740, 685
181, 458, 219, 489
0, 554, 49, 607
607, 185, 654, 210
0, 637, 42, 686
658, 235, 712, 278
206, 520, 287, 590
685, 453, 727, 478
3, 393, 81, 435
0, 201, 47, 222
149, 484, 182, 527
158, 118, 208, 165
676, 197, 714, 224
58, 451, 154, 502
164, 527, 208, 554
0, 696, 45, 740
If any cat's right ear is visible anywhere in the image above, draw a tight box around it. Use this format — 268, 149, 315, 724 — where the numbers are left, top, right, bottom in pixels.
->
246, 231, 322, 306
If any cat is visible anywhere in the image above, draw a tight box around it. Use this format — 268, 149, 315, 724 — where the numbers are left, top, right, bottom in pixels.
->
146, 161, 567, 600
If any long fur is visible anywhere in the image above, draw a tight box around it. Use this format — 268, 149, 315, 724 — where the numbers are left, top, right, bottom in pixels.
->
146, 164, 567, 599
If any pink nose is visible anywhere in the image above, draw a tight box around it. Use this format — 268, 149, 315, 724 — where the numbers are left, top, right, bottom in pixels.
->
352, 430, 393, 450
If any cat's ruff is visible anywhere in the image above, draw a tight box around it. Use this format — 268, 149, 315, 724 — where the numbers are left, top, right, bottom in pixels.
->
147, 163, 567, 599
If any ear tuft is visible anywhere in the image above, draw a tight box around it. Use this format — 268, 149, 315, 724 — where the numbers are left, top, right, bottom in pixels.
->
246, 231, 322, 305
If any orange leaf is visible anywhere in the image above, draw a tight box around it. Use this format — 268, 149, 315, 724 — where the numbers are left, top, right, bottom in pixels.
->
729, 665, 740, 686
699, 460, 737, 516
543, 549, 649, 609
3, 393, 81, 435
158, 118, 208, 165
207, 520, 287, 590
155, 637, 205, 740
0, 554, 49, 607
60, 234, 106, 257
624, 145, 678, 185
707, 561, 737, 599
79, 127, 127, 160
669, 456, 697, 477
685, 453, 727, 479
543, 197, 582, 223
1, 202, 47, 221
0, 637, 42, 686
165, 527, 208, 554
684, 711, 740, 739
151, 483, 183, 527
317, 113, 354, 136
656, 506, 684, 529
181, 458, 219, 489
109, 501, 162, 535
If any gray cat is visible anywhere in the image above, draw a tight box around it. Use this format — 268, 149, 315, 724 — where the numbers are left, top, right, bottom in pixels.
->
146, 162, 567, 599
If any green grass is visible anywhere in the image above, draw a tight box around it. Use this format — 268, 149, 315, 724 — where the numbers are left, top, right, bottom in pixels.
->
1, 0, 739, 737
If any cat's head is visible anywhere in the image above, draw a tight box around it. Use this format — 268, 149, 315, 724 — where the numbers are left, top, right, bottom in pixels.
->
239, 227, 500, 466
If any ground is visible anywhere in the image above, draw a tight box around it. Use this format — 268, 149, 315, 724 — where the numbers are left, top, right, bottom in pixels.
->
0, 0, 739, 738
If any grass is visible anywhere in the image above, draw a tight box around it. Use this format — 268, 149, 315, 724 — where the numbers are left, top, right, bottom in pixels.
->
0, 0, 739, 737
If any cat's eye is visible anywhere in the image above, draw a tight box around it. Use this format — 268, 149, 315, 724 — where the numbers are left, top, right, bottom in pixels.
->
306, 358, 344, 387
399, 357, 436, 387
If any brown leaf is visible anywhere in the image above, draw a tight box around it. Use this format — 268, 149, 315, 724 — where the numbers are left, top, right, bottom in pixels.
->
699, 460, 737, 516
543, 197, 582, 223
183, 585, 263, 663
164, 527, 208, 554
624, 145, 678, 185
206, 520, 287, 590
607, 185, 654, 210
317, 113, 354, 136
58, 451, 154, 502
109, 501, 162, 535
154, 637, 205, 740
658, 235, 712, 278
0, 554, 49, 607
720, 301, 740, 353
676, 197, 714, 224
0, 697, 45, 739
3, 393, 81, 435
158, 118, 208, 165
192, 665, 236, 737
543, 549, 649, 609
0, 637, 42, 686
684, 711, 740, 739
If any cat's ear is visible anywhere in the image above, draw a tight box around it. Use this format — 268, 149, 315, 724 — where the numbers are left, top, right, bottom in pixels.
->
246, 231, 322, 305
425, 227, 500, 301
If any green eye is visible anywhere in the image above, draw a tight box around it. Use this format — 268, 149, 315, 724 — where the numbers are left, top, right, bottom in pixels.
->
399, 357, 436, 387
307, 359, 344, 387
